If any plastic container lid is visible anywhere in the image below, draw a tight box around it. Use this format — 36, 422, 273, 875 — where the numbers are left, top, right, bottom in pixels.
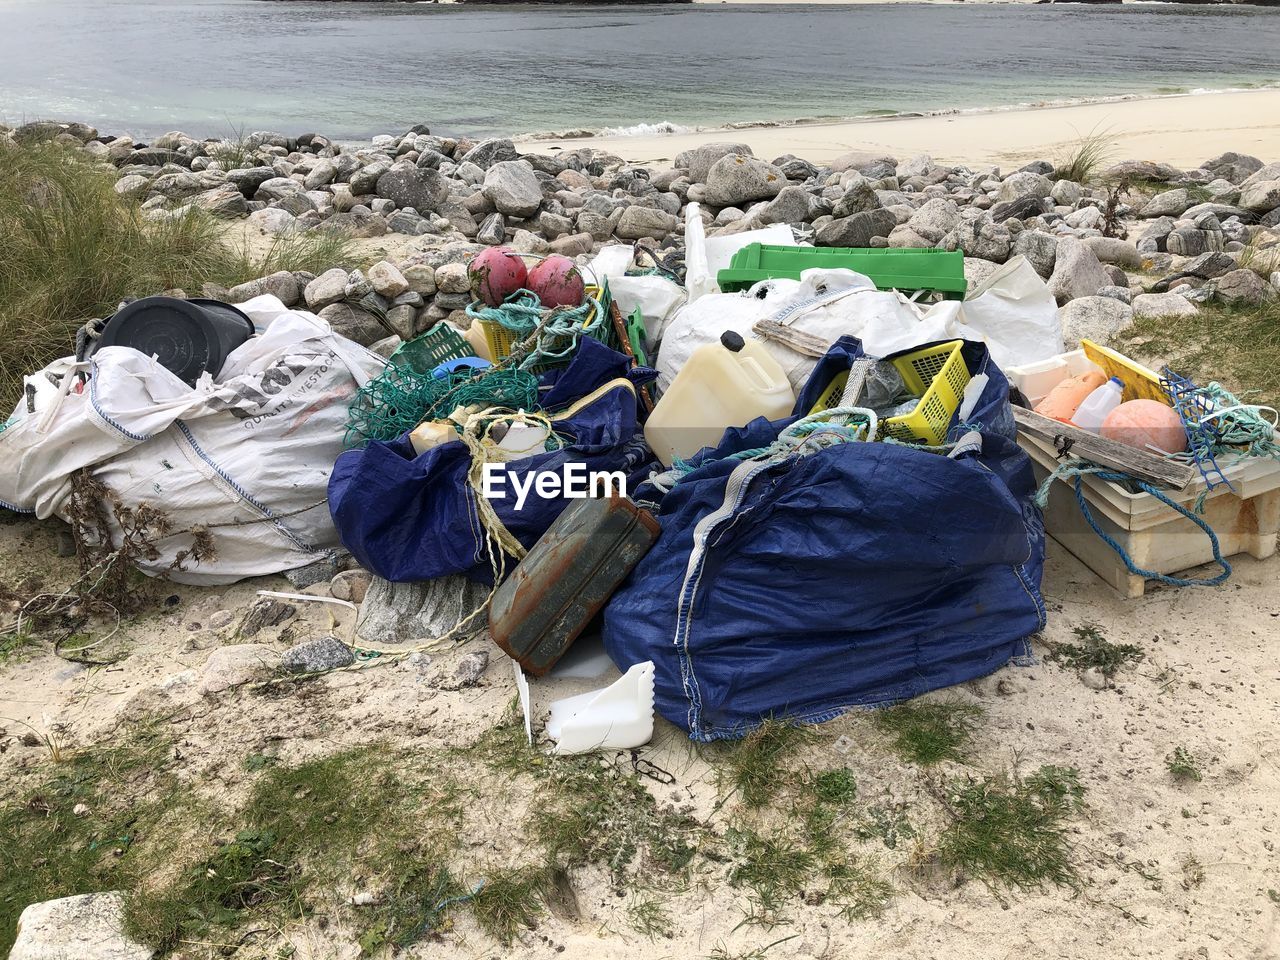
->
93, 297, 254, 385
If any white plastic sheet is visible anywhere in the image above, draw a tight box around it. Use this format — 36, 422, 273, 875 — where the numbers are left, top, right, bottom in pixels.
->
0, 296, 386, 584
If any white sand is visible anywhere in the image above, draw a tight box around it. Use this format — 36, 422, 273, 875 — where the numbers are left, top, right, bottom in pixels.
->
525, 88, 1280, 170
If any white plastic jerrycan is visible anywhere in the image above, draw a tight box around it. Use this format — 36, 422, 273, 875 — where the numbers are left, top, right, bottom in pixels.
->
645, 331, 796, 467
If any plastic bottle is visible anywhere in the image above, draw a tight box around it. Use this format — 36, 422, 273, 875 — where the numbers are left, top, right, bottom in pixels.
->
644, 331, 796, 466
1070, 376, 1125, 433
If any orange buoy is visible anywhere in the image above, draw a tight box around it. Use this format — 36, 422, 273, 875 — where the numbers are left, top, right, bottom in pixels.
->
1100, 399, 1189, 453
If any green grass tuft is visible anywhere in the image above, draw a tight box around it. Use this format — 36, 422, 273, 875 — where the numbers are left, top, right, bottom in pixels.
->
1055, 129, 1116, 185
1166, 746, 1205, 783
468, 866, 548, 945
938, 765, 1085, 891
711, 720, 818, 807
1047, 624, 1144, 677
0, 139, 349, 405
874, 700, 983, 765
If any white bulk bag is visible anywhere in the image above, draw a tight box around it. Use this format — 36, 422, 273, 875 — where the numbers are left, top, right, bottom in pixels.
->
0, 296, 385, 585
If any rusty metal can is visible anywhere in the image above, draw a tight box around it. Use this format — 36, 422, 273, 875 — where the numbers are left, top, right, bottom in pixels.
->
489, 495, 660, 676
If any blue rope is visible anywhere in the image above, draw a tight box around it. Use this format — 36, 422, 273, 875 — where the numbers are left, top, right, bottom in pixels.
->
1038, 462, 1231, 588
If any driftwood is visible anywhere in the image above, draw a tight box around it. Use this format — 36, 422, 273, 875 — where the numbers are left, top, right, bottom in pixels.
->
1012, 406, 1195, 490
751, 320, 830, 359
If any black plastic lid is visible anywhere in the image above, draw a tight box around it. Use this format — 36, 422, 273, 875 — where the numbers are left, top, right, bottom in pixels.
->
94, 297, 254, 385
720, 331, 746, 352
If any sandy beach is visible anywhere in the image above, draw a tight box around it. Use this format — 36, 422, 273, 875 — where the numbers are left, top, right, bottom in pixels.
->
527, 88, 1280, 170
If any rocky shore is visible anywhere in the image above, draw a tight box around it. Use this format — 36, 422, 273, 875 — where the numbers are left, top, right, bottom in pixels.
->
5, 119, 1279, 355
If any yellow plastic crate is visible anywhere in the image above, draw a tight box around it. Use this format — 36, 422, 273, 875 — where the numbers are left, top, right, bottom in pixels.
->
478, 285, 604, 363
1080, 339, 1171, 405
810, 340, 971, 445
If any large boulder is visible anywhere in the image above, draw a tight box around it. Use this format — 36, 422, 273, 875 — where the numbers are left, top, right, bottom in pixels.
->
906, 198, 961, 244
376, 166, 450, 213
1047, 238, 1110, 304
755, 185, 816, 225
1239, 180, 1280, 215
1202, 152, 1263, 184
1012, 230, 1059, 279
831, 179, 881, 218
460, 138, 520, 170
9, 892, 153, 960
1132, 292, 1198, 319
676, 141, 753, 184
943, 218, 1012, 263
814, 208, 898, 248
703, 154, 786, 208
998, 171, 1052, 202
1213, 268, 1276, 304
615, 205, 679, 240
304, 267, 350, 311
482, 160, 543, 219
1082, 237, 1142, 270
1057, 296, 1134, 350
1139, 188, 1191, 219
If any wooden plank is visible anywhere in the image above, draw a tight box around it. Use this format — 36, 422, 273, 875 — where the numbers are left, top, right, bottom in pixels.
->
752, 319, 830, 359
1012, 405, 1195, 490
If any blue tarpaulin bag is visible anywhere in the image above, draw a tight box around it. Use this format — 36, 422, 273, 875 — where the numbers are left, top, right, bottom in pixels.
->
328, 338, 656, 583
602, 337, 1045, 741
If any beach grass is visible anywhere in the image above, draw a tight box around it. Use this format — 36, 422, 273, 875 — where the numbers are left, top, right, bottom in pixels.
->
0, 139, 347, 408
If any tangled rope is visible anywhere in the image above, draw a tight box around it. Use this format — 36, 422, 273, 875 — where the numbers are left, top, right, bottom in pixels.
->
1034, 459, 1231, 588
465, 289, 605, 370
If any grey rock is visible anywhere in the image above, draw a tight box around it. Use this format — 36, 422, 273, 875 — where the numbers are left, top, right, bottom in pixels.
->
1240, 180, 1280, 214
1064, 206, 1105, 231
318, 302, 388, 346
1182, 251, 1238, 280
402, 264, 437, 296
616, 205, 679, 240
330, 569, 373, 603
1058, 296, 1134, 350
1136, 217, 1175, 253
755, 185, 815, 225
9, 892, 154, 960
1214, 268, 1275, 304
676, 141, 754, 183
1080, 667, 1109, 691
998, 171, 1052, 202
537, 210, 574, 238
1096, 284, 1133, 304
774, 154, 819, 181
1139, 188, 1191, 219
898, 154, 937, 180
1082, 237, 1142, 269
289, 556, 342, 588
944, 218, 1012, 263
253, 176, 305, 203
1202, 151, 1263, 184
815, 208, 898, 247
377, 166, 450, 212
832, 179, 881, 218
227, 270, 300, 306
989, 195, 1047, 222
477, 212, 506, 245
356, 574, 490, 646
323, 211, 389, 238
197, 644, 281, 696
906, 197, 960, 243
385, 210, 435, 235
1012, 230, 1059, 278
350, 159, 393, 195
304, 158, 338, 190
549, 232, 594, 257
113, 174, 151, 199
368, 261, 410, 299
1166, 228, 1223, 257
703, 154, 786, 208
1103, 160, 1182, 182
482, 160, 543, 218
1047, 238, 1110, 304
1183, 202, 1248, 222
963, 257, 1001, 289
281, 636, 355, 674
435, 262, 470, 294
237, 597, 297, 638
1240, 162, 1280, 189
438, 650, 490, 690
1132, 292, 1198, 319
246, 208, 301, 238
1050, 179, 1084, 206
460, 138, 520, 170
305, 268, 351, 311
192, 188, 249, 218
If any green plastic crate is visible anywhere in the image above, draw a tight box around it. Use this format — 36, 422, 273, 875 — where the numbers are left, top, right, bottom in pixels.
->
717, 244, 967, 299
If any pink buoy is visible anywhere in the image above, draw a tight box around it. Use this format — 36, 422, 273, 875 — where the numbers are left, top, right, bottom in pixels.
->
1100, 399, 1189, 453
468, 247, 527, 308
526, 255, 585, 308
